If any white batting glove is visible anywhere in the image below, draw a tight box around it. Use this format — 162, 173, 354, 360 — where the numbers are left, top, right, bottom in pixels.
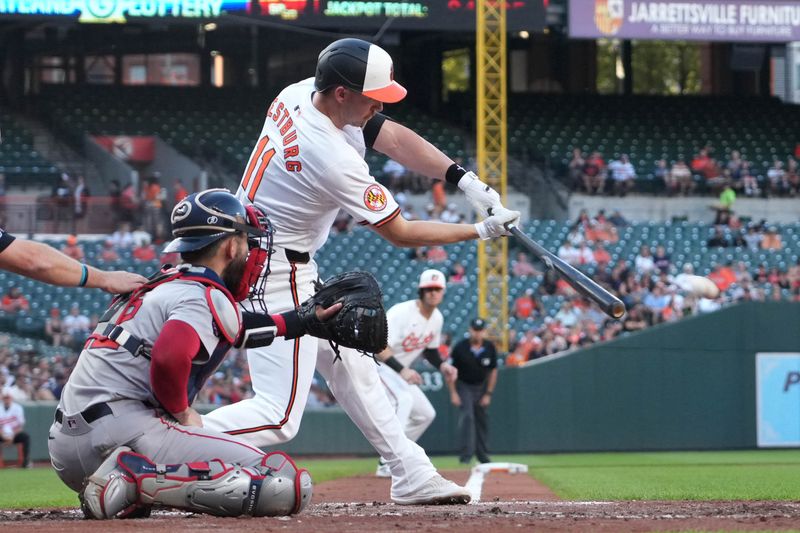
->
474, 206, 521, 240
458, 171, 501, 218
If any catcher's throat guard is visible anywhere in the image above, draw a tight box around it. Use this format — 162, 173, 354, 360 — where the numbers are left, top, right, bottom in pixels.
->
233, 204, 274, 302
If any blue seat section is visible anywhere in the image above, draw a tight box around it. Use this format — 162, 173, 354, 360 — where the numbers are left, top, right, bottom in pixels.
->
509, 94, 800, 191
29, 88, 800, 194
316, 219, 800, 340
35, 86, 466, 185
1, 221, 798, 350
0, 110, 60, 187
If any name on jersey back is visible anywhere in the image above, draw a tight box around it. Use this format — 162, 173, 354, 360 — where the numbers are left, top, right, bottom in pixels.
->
267, 98, 301, 172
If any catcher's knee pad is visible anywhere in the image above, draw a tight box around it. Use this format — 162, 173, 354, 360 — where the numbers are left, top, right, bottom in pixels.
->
81, 446, 140, 519
257, 451, 313, 515
106, 450, 312, 517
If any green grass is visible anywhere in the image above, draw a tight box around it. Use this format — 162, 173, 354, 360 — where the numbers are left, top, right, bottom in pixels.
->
0, 468, 79, 508
494, 450, 800, 500
2, 450, 800, 509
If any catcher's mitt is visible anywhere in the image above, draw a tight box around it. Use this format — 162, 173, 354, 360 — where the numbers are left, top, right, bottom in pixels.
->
296, 271, 388, 355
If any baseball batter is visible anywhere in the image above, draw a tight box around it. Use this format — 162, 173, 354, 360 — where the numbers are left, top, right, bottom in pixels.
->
202, 38, 519, 505
48, 190, 340, 519
374, 269, 456, 477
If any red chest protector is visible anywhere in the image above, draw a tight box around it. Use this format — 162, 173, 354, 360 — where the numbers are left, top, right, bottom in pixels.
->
85, 265, 241, 357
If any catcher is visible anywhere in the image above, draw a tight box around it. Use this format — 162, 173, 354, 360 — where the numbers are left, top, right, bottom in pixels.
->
48, 189, 386, 519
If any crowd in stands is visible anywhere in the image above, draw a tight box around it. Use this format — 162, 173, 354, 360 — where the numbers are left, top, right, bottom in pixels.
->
45, 171, 190, 241
503, 209, 800, 367
0, 342, 73, 402
1, 199, 797, 405
569, 150, 637, 196
567, 145, 800, 198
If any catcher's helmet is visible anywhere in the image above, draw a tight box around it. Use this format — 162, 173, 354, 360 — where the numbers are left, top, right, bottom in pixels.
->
163, 189, 270, 253
315, 38, 406, 104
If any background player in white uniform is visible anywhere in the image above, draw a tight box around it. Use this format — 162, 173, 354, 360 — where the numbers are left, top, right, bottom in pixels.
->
48, 190, 338, 519
374, 269, 457, 477
202, 38, 519, 505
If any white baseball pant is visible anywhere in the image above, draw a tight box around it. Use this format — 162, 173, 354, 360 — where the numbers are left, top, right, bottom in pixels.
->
202, 249, 437, 497
377, 364, 437, 443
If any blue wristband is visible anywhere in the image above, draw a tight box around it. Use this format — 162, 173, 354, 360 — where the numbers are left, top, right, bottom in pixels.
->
78, 264, 88, 287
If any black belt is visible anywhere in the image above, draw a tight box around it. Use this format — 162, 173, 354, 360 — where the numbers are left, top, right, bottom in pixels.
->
284, 248, 310, 264
55, 402, 113, 425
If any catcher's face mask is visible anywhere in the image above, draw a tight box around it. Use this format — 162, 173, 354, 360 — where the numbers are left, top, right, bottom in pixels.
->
233, 204, 274, 304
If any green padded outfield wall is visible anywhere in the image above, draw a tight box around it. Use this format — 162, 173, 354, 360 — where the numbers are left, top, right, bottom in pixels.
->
11, 302, 800, 462
419, 301, 800, 453
483, 301, 799, 452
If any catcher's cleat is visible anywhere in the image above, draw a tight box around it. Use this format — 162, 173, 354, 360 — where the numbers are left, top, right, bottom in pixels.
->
391, 474, 471, 505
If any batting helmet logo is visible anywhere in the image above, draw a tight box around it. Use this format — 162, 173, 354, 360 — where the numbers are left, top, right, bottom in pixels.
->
207, 215, 219, 224
364, 184, 387, 212
172, 201, 192, 223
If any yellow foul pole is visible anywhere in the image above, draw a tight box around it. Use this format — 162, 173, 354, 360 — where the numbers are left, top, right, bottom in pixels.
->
476, 0, 509, 350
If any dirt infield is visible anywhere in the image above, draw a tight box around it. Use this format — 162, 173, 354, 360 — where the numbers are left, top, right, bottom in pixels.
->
3, 470, 800, 532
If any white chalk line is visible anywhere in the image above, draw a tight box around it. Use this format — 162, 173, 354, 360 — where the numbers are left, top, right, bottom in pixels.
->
465, 462, 529, 504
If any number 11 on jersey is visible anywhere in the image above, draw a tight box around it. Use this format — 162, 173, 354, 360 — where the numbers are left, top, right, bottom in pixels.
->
241, 135, 276, 202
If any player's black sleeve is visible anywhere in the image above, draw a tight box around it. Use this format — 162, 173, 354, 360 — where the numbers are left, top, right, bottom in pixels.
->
0, 228, 16, 254
237, 312, 278, 348
363, 113, 389, 149
422, 348, 443, 369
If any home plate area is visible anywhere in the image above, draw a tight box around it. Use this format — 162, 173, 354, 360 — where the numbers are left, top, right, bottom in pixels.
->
3, 465, 800, 532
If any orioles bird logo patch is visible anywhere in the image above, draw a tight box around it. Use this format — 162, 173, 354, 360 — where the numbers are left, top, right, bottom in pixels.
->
364, 184, 387, 212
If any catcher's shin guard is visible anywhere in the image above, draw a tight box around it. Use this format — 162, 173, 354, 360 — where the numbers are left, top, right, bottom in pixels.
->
83, 450, 312, 518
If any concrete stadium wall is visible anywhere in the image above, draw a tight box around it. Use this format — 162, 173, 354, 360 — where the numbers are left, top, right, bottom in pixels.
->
9, 302, 799, 464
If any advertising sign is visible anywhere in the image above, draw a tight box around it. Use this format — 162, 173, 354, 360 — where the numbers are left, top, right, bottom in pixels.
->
756, 352, 800, 447
0, 0, 545, 29
0, 0, 248, 23
569, 0, 800, 42
93, 135, 156, 163
251, 0, 545, 31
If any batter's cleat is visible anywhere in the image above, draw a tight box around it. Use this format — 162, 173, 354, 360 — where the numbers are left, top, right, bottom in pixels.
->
81, 446, 143, 519
375, 460, 391, 478
391, 474, 471, 505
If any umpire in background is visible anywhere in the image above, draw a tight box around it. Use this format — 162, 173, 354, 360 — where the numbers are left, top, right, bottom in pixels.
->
447, 318, 498, 464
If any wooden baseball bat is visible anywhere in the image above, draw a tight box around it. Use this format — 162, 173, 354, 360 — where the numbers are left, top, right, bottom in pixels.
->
507, 225, 626, 319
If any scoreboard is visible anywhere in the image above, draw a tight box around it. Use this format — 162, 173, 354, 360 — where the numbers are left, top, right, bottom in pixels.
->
0, 0, 545, 30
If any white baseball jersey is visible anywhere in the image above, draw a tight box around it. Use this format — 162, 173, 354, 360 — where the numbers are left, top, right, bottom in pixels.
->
205, 78, 441, 498
386, 300, 443, 368
0, 401, 24, 438
236, 77, 400, 255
